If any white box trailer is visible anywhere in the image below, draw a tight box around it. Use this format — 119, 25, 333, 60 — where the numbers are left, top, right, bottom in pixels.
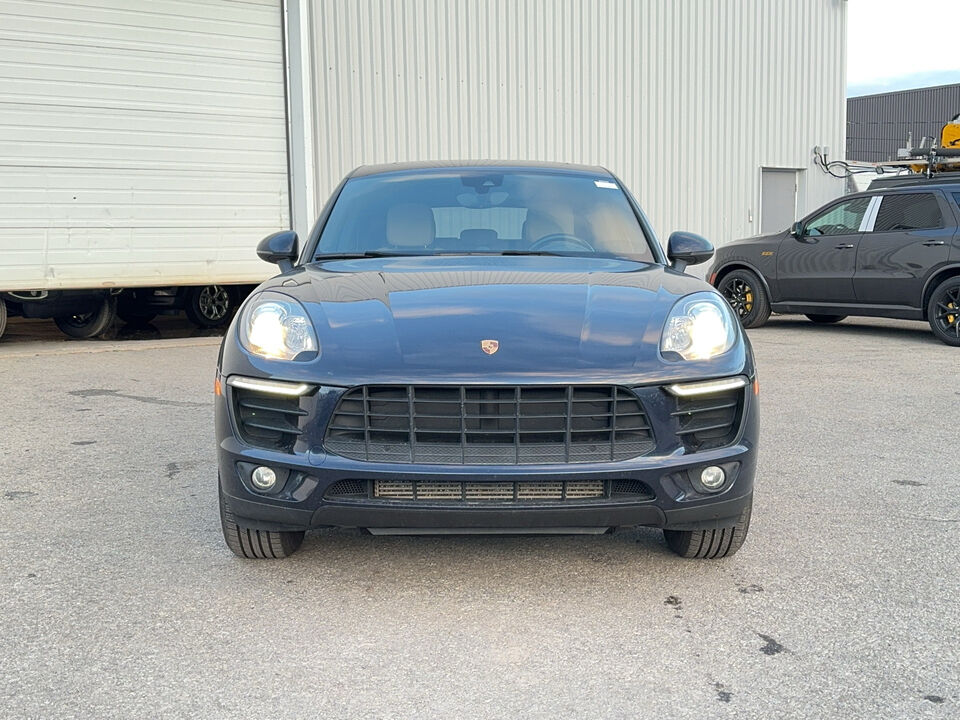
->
0, 0, 289, 338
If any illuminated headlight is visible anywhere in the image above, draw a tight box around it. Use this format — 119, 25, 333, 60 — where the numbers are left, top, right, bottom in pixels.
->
661, 292, 737, 361
239, 292, 318, 361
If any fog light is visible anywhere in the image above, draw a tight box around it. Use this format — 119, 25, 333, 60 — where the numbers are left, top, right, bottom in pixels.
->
700, 466, 726, 490
250, 466, 277, 491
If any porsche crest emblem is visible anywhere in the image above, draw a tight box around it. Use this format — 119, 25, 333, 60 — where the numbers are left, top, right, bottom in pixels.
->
481, 339, 499, 355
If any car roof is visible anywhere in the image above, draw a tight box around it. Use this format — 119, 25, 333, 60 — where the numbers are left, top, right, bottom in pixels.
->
348, 160, 611, 178
867, 172, 960, 192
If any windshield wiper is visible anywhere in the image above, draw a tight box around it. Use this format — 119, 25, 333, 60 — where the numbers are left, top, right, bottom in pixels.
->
500, 250, 576, 257
501, 250, 649, 262
313, 251, 432, 260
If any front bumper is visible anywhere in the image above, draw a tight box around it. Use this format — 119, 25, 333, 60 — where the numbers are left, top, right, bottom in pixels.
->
215, 376, 759, 534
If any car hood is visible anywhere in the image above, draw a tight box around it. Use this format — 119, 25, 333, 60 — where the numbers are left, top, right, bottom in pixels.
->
225, 255, 749, 385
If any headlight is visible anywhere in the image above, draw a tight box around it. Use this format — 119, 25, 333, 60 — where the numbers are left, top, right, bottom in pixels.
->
660, 292, 737, 361
239, 292, 319, 361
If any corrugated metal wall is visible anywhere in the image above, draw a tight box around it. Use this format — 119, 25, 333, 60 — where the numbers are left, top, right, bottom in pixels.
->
0, 0, 289, 292
299, 0, 847, 249
847, 83, 960, 162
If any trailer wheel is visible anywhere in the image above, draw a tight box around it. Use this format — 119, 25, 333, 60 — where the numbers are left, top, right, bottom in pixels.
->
54, 295, 117, 339
185, 285, 234, 328
0, 298, 7, 340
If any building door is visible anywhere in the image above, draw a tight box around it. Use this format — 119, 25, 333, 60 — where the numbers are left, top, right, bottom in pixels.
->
760, 169, 798, 235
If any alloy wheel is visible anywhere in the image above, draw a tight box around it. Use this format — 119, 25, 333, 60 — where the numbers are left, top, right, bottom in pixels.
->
198, 285, 230, 321
721, 277, 754, 319
934, 286, 960, 339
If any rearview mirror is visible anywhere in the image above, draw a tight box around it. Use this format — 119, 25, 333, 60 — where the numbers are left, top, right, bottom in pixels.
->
257, 231, 299, 272
667, 231, 714, 273
790, 221, 804, 238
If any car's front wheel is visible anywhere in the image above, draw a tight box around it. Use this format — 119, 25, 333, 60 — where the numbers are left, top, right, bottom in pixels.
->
219, 485, 305, 559
718, 270, 770, 328
927, 277, 960, 346
663, 499, 751, 559
805, 314, 847, 324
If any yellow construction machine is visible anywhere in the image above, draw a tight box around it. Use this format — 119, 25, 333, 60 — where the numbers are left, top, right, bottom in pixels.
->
908, 112, 960, 174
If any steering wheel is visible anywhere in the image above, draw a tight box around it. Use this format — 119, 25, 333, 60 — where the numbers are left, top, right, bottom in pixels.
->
528, 233, 595, 252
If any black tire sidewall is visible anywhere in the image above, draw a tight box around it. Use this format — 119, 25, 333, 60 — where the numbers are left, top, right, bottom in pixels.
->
0, 298, 7, 340
719, 270, 770, 329
927, 278, 960, 346
54, 296, 117, 339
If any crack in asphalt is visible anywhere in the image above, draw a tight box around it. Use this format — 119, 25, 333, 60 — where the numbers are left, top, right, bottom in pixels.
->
68, 388, 205, 408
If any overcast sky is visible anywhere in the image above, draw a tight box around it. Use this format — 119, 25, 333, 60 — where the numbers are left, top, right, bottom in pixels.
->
848, 0, 960, 96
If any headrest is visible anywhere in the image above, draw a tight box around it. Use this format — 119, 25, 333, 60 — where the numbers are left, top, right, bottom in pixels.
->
386, 204, 435, 247
521, 211, 563, 244
588, 204, 635, 252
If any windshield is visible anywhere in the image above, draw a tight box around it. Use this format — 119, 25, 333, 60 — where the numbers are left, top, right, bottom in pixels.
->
314, 169, 657, 262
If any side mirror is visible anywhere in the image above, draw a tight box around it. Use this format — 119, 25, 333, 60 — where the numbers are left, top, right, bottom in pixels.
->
790, 221, 804, 238
667, 231, 714, 273
257, 230, 299, 272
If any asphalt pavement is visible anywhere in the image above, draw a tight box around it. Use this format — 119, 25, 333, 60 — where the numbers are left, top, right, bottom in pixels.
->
0, 314, 957, 718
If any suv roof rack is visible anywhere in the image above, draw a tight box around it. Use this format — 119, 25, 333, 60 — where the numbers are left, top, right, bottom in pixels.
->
868, 172, 960, 190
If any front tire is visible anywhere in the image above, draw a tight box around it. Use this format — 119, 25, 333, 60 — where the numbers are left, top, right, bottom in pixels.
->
718, 270, 771, 328
185, 285, 234, 328
805, 314, 846, 324
663, 499, 752, 559
54, 295, 117, 339
927, 276, 960, 346
219, 486, 304, 559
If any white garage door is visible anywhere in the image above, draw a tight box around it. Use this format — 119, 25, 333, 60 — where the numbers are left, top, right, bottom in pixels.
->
0, 0, 288, 292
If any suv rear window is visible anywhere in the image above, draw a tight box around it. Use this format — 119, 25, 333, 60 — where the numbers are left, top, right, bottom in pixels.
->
873, 193, 943, 232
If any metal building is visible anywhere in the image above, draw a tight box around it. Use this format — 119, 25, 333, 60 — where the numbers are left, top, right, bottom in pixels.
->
288, 0, 848, 247
846, 83, 960, 163
1, 0, 847, 294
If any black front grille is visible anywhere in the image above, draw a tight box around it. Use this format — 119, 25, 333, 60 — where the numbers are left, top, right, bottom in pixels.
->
672, 387, 744, 452
233, 388, 306, 452
323, 385, 654, 465
324, 479, 655, 502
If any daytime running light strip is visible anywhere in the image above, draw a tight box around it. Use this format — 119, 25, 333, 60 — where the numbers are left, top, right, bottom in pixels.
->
227, 376, 312, 397
665, 376, 748, 397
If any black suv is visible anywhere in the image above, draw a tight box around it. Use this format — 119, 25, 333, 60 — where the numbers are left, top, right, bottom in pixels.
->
709, 175, 960, 345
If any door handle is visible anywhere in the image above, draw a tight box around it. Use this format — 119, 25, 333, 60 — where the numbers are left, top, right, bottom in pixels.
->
923, 241, 945, 246
835, 244, 854, 249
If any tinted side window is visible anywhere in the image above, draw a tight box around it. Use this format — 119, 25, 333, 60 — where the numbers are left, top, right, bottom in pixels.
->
873, 193, 942, 232
805, 197, 871, 236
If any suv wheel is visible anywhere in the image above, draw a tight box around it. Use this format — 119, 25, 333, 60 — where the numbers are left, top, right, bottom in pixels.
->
718, 270, 771, 328
185, 285, 234, 328
219, 485, 304, 559
927, 276, 960, 346
663, 499, 752, 559
805, 314, 847, 324
54, 295, 117, 339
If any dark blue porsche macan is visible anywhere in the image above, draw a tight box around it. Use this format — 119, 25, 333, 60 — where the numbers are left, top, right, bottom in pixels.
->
215, 162, 758, 559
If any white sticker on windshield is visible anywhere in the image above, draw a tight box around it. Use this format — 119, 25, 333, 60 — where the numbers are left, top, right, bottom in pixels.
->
594, 180, 618, 189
